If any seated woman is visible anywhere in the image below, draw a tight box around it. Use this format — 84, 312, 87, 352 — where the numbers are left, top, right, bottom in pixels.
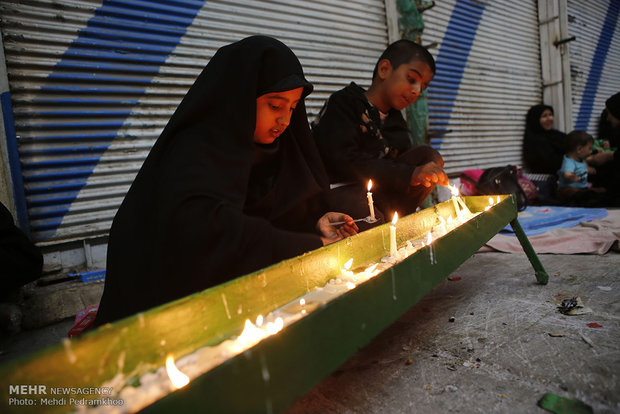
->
94, 36, 359, 326
587, 93, 620, 191
522, 104, 567, 175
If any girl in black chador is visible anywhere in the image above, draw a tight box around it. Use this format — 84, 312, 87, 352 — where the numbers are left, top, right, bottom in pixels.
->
94, 36, 358, 326
522, 104, 567, 175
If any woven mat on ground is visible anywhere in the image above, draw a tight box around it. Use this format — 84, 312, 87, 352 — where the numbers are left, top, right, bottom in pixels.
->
482, 209, 620, 255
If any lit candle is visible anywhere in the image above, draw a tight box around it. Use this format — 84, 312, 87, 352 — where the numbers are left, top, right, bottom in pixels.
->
341, 258, 354, 277
367, 180, 376, 221
457, 197, 468, 212
165, 354, 190, 389
438, 215, 447, 234
449, 185, 460, 216
390, 212, 398, 257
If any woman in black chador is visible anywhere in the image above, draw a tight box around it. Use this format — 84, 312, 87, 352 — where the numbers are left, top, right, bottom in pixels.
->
522, 104, 567, 175
94, 36, 358, 326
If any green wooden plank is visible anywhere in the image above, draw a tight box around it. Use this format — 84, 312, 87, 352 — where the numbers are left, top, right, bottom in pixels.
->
0, 195, 522, 414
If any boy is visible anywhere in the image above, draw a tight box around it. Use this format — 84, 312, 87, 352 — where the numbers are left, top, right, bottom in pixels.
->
556, 130, 605, 202
312, 39, 448, 218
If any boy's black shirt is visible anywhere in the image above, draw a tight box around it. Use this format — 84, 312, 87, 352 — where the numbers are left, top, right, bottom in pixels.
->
312, 82, 415, 194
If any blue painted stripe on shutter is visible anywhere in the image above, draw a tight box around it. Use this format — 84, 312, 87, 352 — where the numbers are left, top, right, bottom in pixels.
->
23, 0, 204, 239
428, 0, 485, 140
573, 0, 619, 130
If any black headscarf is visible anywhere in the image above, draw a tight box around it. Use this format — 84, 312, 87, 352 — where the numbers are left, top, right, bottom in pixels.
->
95, 36, 330, 326
601, 93, 620, 149
522, 104, 567, 175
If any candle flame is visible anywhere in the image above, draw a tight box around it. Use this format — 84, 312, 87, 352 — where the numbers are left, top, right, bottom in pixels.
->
367, 179, 373, 192
165, 354, 190, 389
497, 195, 500, 203
256, 314, 263, 327
392, 211, 399, 225
266, 318, 284, 335
233, 319, 267, 352
275, 317, 284, 331
299, 298, 305, 307
344, 258, 353, 271
346, 282, 356, 290
449, 184, 459, 197
488, 197, 494, 205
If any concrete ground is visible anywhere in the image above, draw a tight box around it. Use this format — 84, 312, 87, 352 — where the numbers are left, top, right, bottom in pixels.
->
287, 251, 620, 414
1, 251, 619, 413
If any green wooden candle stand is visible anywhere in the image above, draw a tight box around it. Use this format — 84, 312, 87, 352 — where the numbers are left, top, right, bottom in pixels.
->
0, 195, 547, 413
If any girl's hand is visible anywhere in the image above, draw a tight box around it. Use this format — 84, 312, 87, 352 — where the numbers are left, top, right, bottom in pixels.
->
317, 212, 359, 245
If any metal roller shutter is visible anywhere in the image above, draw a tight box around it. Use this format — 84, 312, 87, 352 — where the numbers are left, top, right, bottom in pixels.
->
423, 0, 542, 175
0, 0, 390, 245
568, 0, 620, 135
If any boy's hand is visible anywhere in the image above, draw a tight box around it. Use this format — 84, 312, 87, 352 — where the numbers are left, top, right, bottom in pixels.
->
410, 161, 449, 188
317, 212, 359, 245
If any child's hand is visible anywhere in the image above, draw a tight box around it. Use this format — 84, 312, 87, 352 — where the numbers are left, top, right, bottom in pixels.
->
317, 212, 359, 245
410, 161, 449, 188
603, 140, 610, 150
564, 171, 580, 183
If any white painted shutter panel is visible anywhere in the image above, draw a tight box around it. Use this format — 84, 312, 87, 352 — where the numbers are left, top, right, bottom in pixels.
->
0, 0, 389, 245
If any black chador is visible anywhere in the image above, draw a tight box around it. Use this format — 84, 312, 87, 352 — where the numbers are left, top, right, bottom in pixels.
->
95, 37, 332, 326
523, 104, 567, 175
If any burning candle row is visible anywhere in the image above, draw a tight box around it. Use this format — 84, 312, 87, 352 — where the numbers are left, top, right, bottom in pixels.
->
387, 186, 477, 261
93, 194, 502, 413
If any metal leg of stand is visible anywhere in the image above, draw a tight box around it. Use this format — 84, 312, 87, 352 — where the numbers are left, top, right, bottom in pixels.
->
509, 218, 549, 284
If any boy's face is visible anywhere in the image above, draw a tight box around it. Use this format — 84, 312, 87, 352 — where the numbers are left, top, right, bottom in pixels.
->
254, 87, 303, 144
378, 59, 434, 111
575, 142, 593, 160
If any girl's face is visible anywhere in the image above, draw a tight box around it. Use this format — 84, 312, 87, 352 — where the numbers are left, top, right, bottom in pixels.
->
254, 87, 303, 144
539, 109, 554, 130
